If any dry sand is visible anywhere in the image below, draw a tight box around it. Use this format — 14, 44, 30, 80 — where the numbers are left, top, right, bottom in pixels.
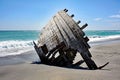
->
0, 41, 120, 80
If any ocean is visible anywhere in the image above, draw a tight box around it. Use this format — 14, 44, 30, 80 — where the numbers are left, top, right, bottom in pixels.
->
0, 30, 120, 66
0, 30, 39, 57
0, 30, 120, 57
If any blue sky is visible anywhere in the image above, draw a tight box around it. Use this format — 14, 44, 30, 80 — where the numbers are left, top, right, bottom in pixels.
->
0, 0, 120, 30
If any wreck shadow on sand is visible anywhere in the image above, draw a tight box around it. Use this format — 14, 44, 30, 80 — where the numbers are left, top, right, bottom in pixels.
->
31, 61, 89, 70
31, 61, 109, 70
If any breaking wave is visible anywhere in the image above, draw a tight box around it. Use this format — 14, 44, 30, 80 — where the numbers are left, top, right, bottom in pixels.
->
0, 35, 120, 57
0, 40, 37, 57
89, 35, 120, 42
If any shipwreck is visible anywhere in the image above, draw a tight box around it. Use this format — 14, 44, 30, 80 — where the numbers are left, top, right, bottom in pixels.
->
33, 9, 109, 70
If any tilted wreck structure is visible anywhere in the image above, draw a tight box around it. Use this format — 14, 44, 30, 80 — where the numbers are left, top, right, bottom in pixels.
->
33, 9, 109, 69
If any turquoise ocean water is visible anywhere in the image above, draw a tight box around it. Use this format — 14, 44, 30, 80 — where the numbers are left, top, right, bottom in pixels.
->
0, 30, 120, 57
0, 30, 39, 41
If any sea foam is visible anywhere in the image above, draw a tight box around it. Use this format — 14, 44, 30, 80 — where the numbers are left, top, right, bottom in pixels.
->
0, 35, 120, 57
89, 35, 120, 42
0, 40, 37, 57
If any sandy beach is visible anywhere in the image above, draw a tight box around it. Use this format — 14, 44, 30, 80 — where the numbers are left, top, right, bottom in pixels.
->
0, 41, 120, 80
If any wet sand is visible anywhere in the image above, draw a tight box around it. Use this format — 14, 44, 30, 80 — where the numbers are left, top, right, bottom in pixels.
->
0, 41, 120, 80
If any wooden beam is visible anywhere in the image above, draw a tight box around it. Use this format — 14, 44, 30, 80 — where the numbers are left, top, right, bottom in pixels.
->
81, 23, 88, 30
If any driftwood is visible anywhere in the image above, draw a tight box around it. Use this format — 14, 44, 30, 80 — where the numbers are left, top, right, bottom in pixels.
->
33, 9, 109, 69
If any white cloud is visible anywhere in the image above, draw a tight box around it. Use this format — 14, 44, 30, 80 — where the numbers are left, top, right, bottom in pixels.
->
109, 14, 120, 18
94, 18, 102, 21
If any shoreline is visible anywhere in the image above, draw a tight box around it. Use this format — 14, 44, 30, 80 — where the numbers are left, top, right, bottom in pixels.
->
0, 49, 39, 66
89, 37, 120, 46
0, 40, 120, 80
0, 39, 120, 66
